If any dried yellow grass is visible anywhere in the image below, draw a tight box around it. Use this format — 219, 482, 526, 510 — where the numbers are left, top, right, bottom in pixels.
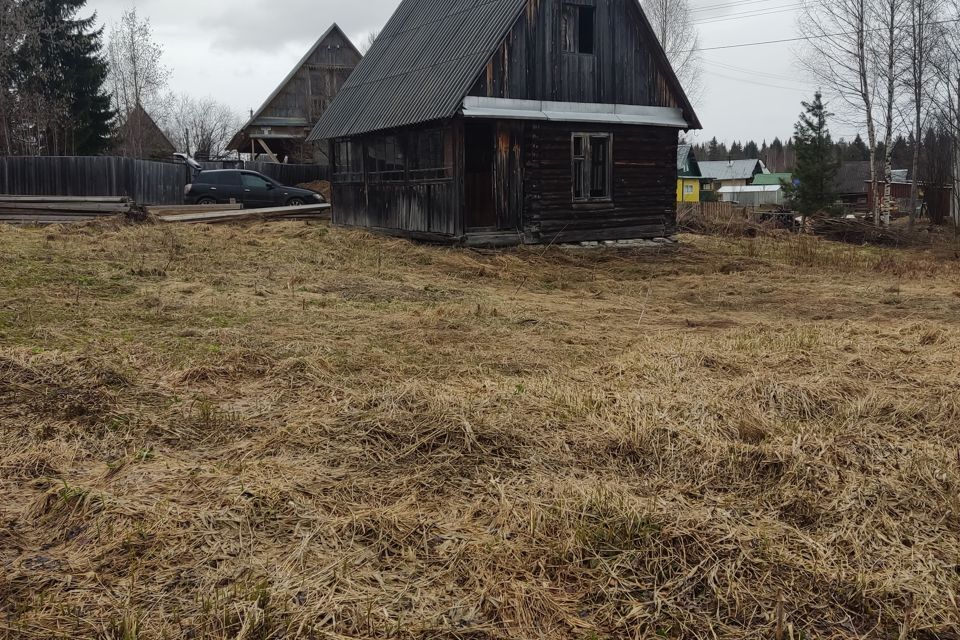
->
1, 220, 960, 639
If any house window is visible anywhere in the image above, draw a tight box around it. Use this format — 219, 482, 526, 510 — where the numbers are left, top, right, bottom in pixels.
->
684, 183, 695, 195
572, 133, 612, 201
366, 135, 405, 182
562, 4, 595, 55
409, 129, 452, 180
333, 140, 363, 182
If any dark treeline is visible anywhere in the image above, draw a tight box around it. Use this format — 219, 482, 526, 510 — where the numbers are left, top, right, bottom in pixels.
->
689, 130, 953, 185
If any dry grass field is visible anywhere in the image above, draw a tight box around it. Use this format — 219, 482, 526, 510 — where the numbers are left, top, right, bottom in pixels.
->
2, 220, 960, 639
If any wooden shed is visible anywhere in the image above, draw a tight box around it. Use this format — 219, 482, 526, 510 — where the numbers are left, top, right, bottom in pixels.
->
308, 0, 701, 245
229, 24, 361, 164
114, 104, 176, 161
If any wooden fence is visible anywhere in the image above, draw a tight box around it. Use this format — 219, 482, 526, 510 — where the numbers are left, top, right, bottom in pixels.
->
0, 156, 331, 206
0, 156, 189, 205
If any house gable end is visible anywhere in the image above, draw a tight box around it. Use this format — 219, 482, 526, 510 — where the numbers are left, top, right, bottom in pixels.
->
468, 0, 700, 129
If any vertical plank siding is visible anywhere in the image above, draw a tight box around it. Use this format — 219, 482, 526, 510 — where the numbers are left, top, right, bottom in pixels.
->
331, 122, 463, 238
471, 0, 673, 109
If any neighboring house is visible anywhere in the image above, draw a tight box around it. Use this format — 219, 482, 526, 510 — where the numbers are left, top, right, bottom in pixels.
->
677, 144, 702, 203
718, 185, 785, 207
229, 24, 361, 164
699, 159, 766, 193
113, 104, 176, 161
308, 0, 701, 246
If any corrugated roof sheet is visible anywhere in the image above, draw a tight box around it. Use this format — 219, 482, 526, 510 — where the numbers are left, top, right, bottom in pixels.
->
308, 0, 526, 141
698, 159, 765, 181
752, 172, 791, 186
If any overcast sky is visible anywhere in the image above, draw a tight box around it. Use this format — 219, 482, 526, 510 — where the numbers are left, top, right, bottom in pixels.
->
81, 0, 859, 145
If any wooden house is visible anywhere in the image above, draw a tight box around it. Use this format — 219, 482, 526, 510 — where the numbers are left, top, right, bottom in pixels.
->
229, 24, 361, 164
677, 144, 701, 203
308, 0, 701, 245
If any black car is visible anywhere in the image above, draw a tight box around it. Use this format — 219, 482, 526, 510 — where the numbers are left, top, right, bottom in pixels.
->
184, 170, 324, 209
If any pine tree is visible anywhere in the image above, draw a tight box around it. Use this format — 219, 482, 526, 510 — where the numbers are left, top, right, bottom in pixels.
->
787, 92, 837, 217
18, 0, 113, 155
729, 140, 744, 159
744, 140, 759, 159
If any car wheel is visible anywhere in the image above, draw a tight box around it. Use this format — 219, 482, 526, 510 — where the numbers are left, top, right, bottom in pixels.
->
197, 197, 217, 205
287, 198, 305, 207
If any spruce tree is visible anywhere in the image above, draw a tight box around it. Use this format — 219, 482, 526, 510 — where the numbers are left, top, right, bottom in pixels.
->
707, 136, 720, 161
847, 134, 870, 161
787, 91, 837, 216
18, 0, 113, 154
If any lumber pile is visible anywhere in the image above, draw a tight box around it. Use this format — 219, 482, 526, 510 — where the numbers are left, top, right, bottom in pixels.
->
145, 204, 243, 216
0, 196, 133, 225
157, 203, 330, 224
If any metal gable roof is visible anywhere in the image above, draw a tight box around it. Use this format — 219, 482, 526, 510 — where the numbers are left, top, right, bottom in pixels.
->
698, 160, 765, 181
308, 0, 526, 141
309, 0, 702, 141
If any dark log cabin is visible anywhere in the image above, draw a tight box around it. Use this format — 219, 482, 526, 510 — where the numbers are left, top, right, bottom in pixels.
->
230, 24, 361, 164
308, 0, 701, 245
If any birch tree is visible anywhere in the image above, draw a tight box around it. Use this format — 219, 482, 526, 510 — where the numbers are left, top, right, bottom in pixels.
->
904, 0, 945, 228
0, 0, 57, 155
799, 0, 881, 222
641, 0, 703, 102
873, 0, 909, 226
0, 0, 30, 154
106, 8, 170, 158
164, 94, 241, 160
934, 1, 960, 223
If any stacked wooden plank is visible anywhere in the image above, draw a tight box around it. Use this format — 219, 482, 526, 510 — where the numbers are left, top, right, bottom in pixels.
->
0, 196, 133, 225
145, 203, 243, 217
156, 203, 331, 224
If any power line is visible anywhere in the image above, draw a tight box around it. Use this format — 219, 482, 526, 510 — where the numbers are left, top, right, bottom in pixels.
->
695, 5, 802, 25
694, 5, 803, 26
689, 0, 792, 14
707, 69, 813, 92
672, 17, 960, 53
703, 59, 802, 82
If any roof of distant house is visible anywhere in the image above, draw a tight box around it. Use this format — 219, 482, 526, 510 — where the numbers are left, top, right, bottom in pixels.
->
698, 159, 765, 181
677, 144, 700, 177
718, 185, 782, 194
836, 161, 872, 194
753, 172, 792, 186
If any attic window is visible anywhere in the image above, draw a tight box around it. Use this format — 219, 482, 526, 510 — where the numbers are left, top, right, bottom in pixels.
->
562, 4, 595, 55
